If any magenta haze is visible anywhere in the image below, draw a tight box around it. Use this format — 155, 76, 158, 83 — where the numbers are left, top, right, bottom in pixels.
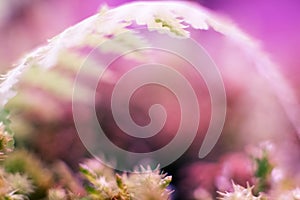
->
72, 30, 226, 172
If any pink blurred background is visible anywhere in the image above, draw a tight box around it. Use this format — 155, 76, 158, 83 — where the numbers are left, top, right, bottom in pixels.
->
1, 0, 299, 199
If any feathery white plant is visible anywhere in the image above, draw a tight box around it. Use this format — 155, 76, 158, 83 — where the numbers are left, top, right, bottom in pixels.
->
0, 1, 298, 141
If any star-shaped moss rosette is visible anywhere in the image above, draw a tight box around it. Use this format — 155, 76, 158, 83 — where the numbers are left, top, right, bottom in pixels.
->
79, 159, 172, 200
218, 182, 262, 200
0, 169, 34, 200
47, 159, 172, 200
